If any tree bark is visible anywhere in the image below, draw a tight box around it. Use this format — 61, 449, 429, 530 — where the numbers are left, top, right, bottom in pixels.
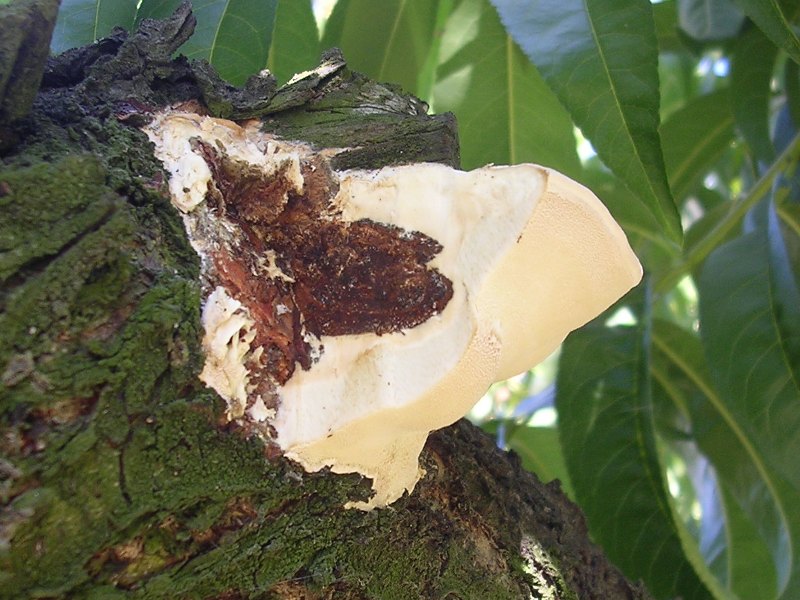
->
0, 5, 653, 599
0, 0, 60, 150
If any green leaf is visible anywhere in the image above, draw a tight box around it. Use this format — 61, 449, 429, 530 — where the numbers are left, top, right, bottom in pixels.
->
431, 0, 581, 174
786, 60, 800, 129
684, 201, 738, 272
661, 89, 735, 202
731, 25, 779, 165
654, 0, 688, 53
659, 54, 697, 120
767, 199, 800, 382
507, 426, 575, 499
699, 227, 800, 492
697, 215, 800, 597
652, 320, 790, 599
268, 0, 320, 84
51, 0, 138, 54
776, 200, 800, 292
580, 166, 680, 271
321, 0, 439, 95
490, 0, 682, 243
730, 0, 800, 66
693, 381, 799, 600
416, 0, 455, 101
556, 324, 710, 599
654, 2, 700, 119
720, 486, 783, 600
677, 0, 745, 41
137, 0, 278, 85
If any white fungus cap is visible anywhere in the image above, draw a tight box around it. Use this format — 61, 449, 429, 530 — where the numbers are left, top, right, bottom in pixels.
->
144, 110, 642, 509
272, 163, 642, 509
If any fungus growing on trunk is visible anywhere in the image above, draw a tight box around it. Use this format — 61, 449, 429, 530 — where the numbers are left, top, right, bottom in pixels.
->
145, 109, 642, 509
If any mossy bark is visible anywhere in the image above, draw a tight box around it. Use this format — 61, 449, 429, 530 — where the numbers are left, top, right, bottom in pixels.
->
0, 5, 653, 599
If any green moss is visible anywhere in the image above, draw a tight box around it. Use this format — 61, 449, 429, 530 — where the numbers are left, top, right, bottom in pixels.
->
0, 157, 138, 416
327, 514, 524, 600
259, 67, 458, 171
4, 441, 124, 596
1, 382, 371, 598
97, 398, 371, 598
122, 399, 269, 509
0, 156, 112, 282
1, 203, 133, 343
263, 112, 458, 171
0, 110, 211, 597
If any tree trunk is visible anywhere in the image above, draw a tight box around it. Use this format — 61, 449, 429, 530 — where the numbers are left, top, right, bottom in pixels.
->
0, 4, 653, 599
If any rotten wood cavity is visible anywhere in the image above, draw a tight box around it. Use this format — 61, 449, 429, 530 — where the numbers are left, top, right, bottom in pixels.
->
194, 139, 454, 386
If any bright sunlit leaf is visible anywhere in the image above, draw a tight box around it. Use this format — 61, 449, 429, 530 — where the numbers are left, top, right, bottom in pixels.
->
491, 0, 683, 243
557, 323, 711, 599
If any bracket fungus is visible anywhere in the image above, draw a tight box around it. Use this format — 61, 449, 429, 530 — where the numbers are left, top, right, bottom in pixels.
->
144, 109, 642, 509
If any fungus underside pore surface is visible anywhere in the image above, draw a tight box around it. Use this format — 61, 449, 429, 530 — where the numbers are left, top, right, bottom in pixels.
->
0, 6, 652, 599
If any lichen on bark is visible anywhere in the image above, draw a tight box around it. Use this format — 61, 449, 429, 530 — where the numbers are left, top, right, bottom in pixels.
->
0, 5, 653, 599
